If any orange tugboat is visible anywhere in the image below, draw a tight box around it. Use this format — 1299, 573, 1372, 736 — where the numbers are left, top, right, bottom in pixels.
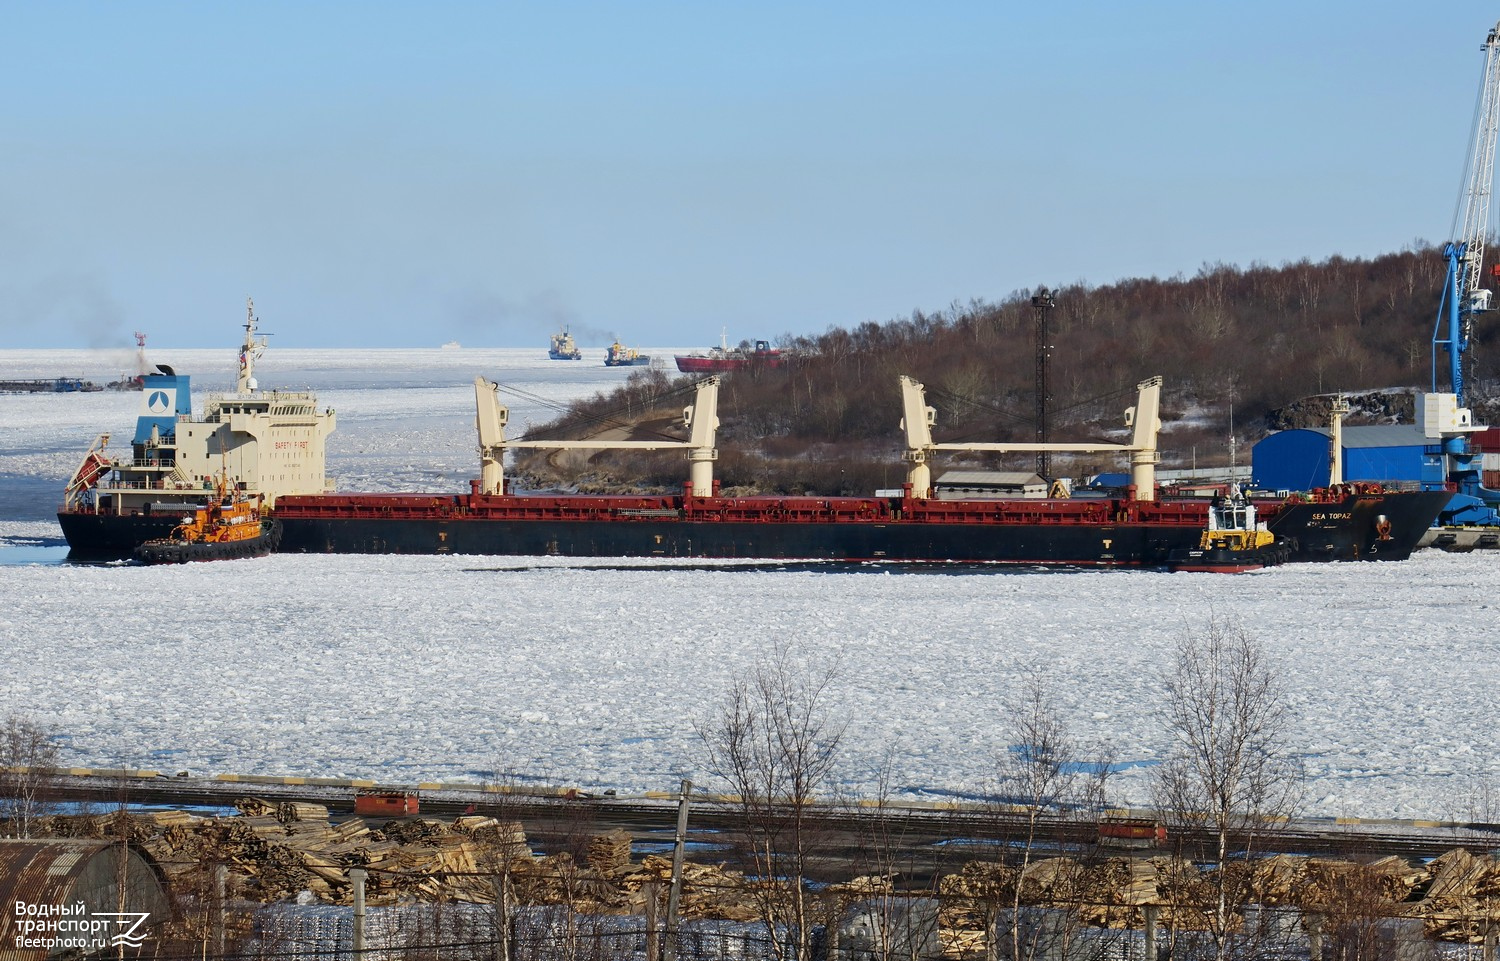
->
134, 475, 280, 564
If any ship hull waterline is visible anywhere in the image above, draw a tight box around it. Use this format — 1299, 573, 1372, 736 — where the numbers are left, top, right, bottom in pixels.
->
258, 489, 1449, 567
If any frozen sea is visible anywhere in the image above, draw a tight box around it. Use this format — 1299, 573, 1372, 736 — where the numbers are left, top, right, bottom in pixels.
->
1, 346, 1498, 822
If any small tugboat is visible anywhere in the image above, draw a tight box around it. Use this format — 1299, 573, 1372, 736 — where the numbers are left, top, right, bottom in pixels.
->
1167, 487, 1291, 573
134, 475, 280, 564
605, 341, 651, 367
548, 327, 583, 360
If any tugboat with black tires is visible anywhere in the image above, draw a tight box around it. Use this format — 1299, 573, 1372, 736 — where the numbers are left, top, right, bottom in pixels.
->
1168, 487, 1291, 573
134, 475, 280, 564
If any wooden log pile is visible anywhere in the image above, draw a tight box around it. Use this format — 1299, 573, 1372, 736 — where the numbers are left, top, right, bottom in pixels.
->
1247, 854, 1426, 911
26, 805, 1500, 950
27, 801, 538, 906
1411, 849, 1500, 943
586, 828, 633, 877
618, 853, 762, 921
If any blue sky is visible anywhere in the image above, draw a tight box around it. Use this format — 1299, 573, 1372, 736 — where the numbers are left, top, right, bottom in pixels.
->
3, 2, 1497, 349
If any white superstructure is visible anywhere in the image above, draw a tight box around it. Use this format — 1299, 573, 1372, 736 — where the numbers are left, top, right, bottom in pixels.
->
63, 299, 337, 520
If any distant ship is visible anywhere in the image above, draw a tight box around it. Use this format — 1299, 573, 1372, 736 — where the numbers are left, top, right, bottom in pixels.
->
57, 299, 337, 555
674, 332, 784, 373
441, 340, 461, 350
605, 342, 651, 367
548, 328, 583, 360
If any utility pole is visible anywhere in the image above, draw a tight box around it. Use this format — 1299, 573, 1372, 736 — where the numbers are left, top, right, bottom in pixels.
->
350, 867, 367, 957
1032, 288, 1055, 477
664, 778, 692, 961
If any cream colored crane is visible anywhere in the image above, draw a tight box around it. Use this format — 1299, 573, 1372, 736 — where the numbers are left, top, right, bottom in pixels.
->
474, 376, 721, 496
899, 375, 1163, 500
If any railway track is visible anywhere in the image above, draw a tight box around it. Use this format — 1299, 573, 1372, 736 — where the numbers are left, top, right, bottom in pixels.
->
45, 771, 1500, 877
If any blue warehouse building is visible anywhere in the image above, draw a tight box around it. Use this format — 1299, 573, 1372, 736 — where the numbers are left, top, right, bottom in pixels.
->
1251, 425, 1431, 492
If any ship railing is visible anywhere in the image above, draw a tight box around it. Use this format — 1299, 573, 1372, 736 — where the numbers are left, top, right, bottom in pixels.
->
615, 508, 682, 519
203, 389, 319, 407
100, 477, 207, 493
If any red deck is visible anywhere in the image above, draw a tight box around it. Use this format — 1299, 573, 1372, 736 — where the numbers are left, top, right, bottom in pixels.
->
273, 491, 1215, 528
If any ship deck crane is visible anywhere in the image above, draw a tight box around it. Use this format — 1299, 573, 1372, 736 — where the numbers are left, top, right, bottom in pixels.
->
1429, 19, 1500, 524
900, 374, 1163, 500
474, 376, 721, 496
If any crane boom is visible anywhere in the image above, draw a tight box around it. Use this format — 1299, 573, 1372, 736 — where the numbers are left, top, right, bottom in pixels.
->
1456, 22, 1500, 302
1437, 20, 1500, 404
1426, 20, 1500, 525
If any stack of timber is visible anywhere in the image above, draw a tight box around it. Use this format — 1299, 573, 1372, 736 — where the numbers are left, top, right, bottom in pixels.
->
586, 828, 634, 876
1412, 849, 1500, 943
939, 857, 1207, 931
26, 801, 539, 905
618, 854, 762, 921
21, 806, 1500, 948
1248, 854, 1427, 909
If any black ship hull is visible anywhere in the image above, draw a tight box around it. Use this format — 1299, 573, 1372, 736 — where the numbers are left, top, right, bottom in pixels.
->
266, 488, 1450, 568
1261, 492, 1447, 561
60, 487, 1449, 567
279, 515, 1199, 565
58, 510, 185, 558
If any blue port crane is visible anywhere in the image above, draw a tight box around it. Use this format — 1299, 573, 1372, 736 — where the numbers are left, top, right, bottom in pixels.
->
1430, 19, 1500, 524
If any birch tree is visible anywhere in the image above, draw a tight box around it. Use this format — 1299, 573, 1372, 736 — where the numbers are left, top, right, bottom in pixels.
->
991, 676, 1116, 961
0, 713, 60, 838
1154, 620, 1300, 961
697, 643, 846, 961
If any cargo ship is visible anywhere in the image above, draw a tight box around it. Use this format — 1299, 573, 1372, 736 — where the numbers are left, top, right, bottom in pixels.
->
674, 332, 785, 373
57, 335, 1448, 564
57, 299, 337, 555
271, 375, 1449, 566
605, 342, 651, 367
548, 328, 583, 360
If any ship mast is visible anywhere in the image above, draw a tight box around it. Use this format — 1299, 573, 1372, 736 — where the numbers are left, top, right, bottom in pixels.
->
1328, 394, 1350, 486
236, 297, 268, 394
133, 331, 149, 380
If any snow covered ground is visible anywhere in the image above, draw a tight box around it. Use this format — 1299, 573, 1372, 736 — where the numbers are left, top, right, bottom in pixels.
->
2, 348, 1498, 822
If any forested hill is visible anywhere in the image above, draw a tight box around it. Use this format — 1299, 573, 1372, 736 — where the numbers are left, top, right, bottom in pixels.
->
517, 245, 1499, 496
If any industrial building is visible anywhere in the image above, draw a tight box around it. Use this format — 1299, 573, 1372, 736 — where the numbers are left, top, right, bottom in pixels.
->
0, 840, 169, 959
1252, 425, 1500, 491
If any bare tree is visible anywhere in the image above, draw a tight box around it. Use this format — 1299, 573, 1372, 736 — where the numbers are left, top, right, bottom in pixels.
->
696, 642, 846, 961
0, 712, 61, 838
990, 675, 1117, 961
1153, 619, 1300, 961
1302, 860, 1410, 961
834, 755, 943, 961
996, 676, 1079, 961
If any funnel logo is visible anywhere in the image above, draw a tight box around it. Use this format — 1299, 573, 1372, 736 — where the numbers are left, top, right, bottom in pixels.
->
146, 389, 172, 413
